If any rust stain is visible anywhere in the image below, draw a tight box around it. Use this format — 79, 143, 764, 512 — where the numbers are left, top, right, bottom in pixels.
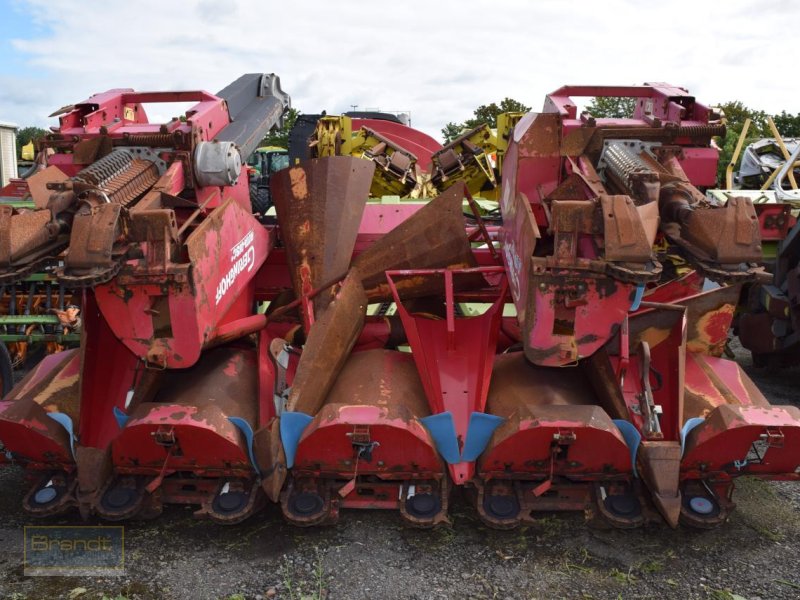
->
289, 167, 308, 200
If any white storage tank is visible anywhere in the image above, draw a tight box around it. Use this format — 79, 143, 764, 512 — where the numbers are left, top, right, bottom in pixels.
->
0, 122, 19, 188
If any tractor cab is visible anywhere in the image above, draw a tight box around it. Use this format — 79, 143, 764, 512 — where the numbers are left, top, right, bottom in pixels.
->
248, 146, 289, 219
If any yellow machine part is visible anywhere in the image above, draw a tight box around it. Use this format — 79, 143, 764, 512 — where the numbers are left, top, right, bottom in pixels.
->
21, 141, 35, 161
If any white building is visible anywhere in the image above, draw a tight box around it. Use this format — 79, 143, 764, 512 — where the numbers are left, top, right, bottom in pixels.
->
0, 122, 19, 188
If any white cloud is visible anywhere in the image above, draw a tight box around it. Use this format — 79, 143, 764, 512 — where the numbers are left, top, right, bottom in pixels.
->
1, 0, 798, 140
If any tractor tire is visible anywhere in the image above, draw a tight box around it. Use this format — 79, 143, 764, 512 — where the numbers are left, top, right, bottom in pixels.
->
0, 342, 13, 397
251, 185, 272, 217
249, 180, 260, 214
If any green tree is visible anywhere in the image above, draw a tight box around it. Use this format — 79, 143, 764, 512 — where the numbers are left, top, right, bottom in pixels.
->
440, 122, 464, 143
585, 96, 636, 118
258, 107, 299, 149
717, 100, 768, 135
15, 126, 47, 159
442, 97, 531, 143
772, 110, 800, 138
715, 101, 770, 185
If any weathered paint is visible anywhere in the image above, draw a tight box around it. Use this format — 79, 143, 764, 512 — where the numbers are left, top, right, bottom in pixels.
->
94, 198, 270, 368
481, 353, 632, 477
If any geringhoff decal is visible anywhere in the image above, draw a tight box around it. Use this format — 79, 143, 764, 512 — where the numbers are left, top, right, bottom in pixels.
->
215, 230, 255, 305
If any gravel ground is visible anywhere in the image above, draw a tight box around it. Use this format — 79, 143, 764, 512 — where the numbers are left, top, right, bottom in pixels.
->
0, 340, 798, 600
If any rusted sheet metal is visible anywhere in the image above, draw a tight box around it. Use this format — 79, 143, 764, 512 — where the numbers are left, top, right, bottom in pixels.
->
499, 144, 540, 325
286, 350, 445, 527
683, 402, 800, 479
582, 348, 630, 422
63, 157, 160, 275
64, 203, 123, 273
625, 303, 686, 353
0, 349, 80, 467
503, 112, 562, 213
27, 165, 69, 209
548, 166, 599, 201
0, 208, 61, 267
518, 89, 760, 286
323, 349, 429, 414
481, 353, 632, 477
550, 200, 595, 261
286, 270, 368, 415
94, 197, 270, 368
537, 198, 660, 281
0, 76, 292, 521
679, 353, 800, 509
271, 156, 374, 315
294, 349, 439, 476
601, 195, 658, 263
676, 285, 741, 356
676, 197, 762, 264
3, 349, 81, 420
660, 193, 764, 284
500, 112, 660, 367
0, 398, 73, 467
253, 420, 286, 503
186, 197, 269, 345
637, 441, 681, 528
75, 445, 112, 516
71, 136, 113, 165
250, 323, 290, 502
683, 353, 771, 418
112, 346, 258, 476
7, 151, 165, 285
352, 184, 478, 300
523, 272, 634, 366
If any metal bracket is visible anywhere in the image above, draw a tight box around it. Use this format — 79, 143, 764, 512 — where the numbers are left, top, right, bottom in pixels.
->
637, 341, 663, 438
553, 429, 576, 446
151, 426, 176, 447
764, 427, 785, 449
347, 425, 379, 463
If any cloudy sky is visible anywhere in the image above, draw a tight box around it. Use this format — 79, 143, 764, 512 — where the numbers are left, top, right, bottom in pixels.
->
0, 0, 796, 140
